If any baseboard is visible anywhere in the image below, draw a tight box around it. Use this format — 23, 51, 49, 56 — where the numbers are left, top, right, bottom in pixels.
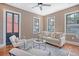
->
66, 40, 79, 46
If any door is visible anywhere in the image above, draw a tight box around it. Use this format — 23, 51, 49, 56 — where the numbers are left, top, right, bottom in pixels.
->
6, 11, 19, 45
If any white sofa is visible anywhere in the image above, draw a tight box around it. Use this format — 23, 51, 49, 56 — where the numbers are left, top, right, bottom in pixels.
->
38, 31, 65, 47
9, 48, 50, 56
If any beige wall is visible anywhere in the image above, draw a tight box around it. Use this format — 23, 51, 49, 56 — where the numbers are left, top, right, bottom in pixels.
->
0, 3, 43, 40
0, 5, 3, 44
43, 4, 79, 42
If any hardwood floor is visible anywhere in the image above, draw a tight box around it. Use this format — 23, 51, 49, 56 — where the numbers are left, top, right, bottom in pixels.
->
63, 44, 79, 55
0, 45, 13, 56
0, 43, 79, 56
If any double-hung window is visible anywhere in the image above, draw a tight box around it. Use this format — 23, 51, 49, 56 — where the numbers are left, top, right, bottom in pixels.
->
33, 17, 40, 34
66, 12, 79, 35
47, 17, 55, 32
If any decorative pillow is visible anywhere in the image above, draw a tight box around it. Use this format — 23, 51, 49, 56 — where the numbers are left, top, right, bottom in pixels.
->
11, 35, 18, 43
55, 32, 62, 39
15, 37, 19, 43
11, 35, 16, 42
51, 32, 56, 38
48, 32, 51, 37
14, 39, 17, 43
55, 33, 60, 39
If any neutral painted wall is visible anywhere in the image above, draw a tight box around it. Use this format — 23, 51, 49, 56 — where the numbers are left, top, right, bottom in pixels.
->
0, 5, 3, 45
43, 4, 79, 43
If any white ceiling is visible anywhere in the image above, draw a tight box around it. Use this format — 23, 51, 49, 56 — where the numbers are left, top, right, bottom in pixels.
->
7, 3, 78, 16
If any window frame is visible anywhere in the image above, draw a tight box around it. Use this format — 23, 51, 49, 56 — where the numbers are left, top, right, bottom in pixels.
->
6, 11, 19, 33
33, 17, 40, 34
47, 16, 55, 32
64, 10, 79, 35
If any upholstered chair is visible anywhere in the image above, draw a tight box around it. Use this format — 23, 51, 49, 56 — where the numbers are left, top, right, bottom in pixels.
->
9, 35, 24, 48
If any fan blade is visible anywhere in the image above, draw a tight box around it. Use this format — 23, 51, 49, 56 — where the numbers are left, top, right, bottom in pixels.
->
40, 6, 42, 11
32, 5, 38, 8
42, 4, 51, 6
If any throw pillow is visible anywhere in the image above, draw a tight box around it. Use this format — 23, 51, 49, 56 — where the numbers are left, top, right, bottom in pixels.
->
51, 32, 56, 38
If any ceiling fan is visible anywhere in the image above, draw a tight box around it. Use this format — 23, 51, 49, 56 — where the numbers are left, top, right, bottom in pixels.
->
32, 3, 51, 11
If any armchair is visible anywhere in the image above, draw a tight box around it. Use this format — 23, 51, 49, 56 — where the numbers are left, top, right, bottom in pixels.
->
9, 35, 24, 48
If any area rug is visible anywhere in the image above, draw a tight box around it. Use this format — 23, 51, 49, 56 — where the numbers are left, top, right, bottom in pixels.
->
21, 39, 79, 56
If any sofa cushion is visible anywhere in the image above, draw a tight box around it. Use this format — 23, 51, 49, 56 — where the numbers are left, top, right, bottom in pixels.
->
46, 38, 59, 45
47, 37, 58, 41
51, 32, 62, 39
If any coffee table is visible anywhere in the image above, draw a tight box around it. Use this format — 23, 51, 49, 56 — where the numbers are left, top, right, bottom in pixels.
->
33, 39, 46, 49
19, 39, 51, 56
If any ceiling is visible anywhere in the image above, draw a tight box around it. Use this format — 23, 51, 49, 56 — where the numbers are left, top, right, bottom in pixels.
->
7, 3, 78, 16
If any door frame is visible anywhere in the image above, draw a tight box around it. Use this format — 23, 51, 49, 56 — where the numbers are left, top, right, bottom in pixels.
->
3, 9, 21, 46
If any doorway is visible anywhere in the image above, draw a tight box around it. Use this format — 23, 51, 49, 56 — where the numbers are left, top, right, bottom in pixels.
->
4, 10, 21, 45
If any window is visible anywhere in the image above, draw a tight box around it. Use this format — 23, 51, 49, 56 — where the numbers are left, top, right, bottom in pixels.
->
66, 12, 79, 35
7, 12, 12, 33
33, 17, 40, 33
47, 17, 55, 32
6, 11, 20, 45
14, 14, 19, 32
6, 12, 19, 33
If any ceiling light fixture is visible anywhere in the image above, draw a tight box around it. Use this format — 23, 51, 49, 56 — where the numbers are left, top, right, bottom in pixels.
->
32, 3, 51, 11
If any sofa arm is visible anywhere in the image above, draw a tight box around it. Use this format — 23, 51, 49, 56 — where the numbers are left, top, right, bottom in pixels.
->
59, 34, 66, 46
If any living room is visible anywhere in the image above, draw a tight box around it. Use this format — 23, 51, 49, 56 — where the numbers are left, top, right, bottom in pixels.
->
0, 3, 79, 56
